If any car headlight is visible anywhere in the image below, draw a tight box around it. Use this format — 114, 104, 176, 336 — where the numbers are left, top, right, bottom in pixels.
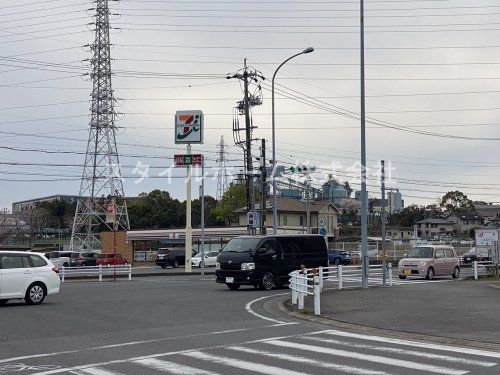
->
241, 262, 255, 271
215, 262, 220, 270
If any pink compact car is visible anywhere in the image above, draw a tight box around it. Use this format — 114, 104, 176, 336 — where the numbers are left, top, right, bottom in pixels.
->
398, 245, 460, 280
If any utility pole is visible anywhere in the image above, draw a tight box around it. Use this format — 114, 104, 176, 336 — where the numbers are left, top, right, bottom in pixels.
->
70, 0, 129, 251
243, 59, 255, 234
260, 139, 267, 235
381, 160, 386, 251
306, 170, 311, 234
200, 159, 205, 276
228, 60, 264, 235
360, 0, 369, 288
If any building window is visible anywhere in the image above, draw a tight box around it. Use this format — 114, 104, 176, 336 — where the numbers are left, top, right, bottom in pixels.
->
283, 215, 288, 226
299, 215, 304, 226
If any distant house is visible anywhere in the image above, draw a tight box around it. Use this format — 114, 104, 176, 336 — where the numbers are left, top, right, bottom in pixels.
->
474, 203, 500, 221
236, 197, 340, 243
444, 213, 485, 235
416, 218, 454, 238
386, 226, 413, 240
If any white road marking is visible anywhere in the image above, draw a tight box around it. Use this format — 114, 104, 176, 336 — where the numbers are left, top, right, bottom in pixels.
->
303, 337, 497, 367
323, 330, 500, 359
265, 340, 468, 375
245, 293, 289, 324
31, 330, 331, 375
182, 350, 313, 375
228, 345, 392, 375
0, 324, 285, 364
134, 358, 219, 374
70, 368, 122, 375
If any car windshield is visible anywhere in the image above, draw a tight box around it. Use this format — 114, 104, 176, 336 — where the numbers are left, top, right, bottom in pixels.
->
407, 247, 434, 258
221, 238, 261, 253
157, 249, 169, 255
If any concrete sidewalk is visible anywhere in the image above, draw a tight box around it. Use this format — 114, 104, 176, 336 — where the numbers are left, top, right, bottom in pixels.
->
302, 279, 500, 344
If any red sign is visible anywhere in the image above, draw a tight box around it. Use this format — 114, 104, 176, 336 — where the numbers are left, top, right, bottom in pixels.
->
174, 154, 203, 167
106, 201, 116, 215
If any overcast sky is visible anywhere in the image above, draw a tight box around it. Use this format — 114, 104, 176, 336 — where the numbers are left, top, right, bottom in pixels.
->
1, 0, 500, 210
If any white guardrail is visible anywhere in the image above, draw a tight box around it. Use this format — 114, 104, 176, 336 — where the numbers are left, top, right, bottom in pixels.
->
472, 260, 496, 280
60, 265, 132, 282
289, 264, 393, 316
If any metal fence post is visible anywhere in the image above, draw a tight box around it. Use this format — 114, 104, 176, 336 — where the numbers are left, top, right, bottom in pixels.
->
318, 266, 324, 290
388, 263, 393, 286
338, 265, 343, 290
473, 261, 478, 280
99, 265, 103, 282
128, 264, 132, 281
298, 269, 306, 310
61, 266, 65, 283
291, 271, 297, 305
382, 263, 387, 286
314, 275, 321, 316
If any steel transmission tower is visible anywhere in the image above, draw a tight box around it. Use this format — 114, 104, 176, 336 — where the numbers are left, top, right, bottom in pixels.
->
216, 136, 229, 200
70, 0, 129, 251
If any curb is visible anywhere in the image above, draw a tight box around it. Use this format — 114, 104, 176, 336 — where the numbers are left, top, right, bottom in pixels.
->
278, 299, 500, 351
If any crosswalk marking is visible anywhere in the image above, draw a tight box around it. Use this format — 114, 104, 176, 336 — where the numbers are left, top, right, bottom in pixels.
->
304, 336, 497, 367
181, 350, 314, 375
69, 369, 121, 375
264, 340, 468, 375
228, 345, 392, 375
134, 358, 219, 375
323, 330, 500, 359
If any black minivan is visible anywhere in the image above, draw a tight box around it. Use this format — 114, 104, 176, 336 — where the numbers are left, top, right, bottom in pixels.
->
215, 235, 328, 290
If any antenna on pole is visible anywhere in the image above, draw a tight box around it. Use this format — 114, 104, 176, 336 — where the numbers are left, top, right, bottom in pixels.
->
216, 136, 229, 200
70, 0, 129, 251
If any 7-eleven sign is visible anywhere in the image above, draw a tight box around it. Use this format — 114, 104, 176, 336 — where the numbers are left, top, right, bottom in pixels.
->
175, 110, 204, 144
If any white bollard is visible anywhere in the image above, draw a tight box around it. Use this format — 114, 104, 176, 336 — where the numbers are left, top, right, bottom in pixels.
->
99, 264, 103, 282
388, 263, 393, 286
60, 266, 65, 283
473, 261, 478, 280
338, 265, 343, 290
291, 272, 298, 305
128, 264, 132, 281
318, 266, 324, 290
314, 276, 321, 316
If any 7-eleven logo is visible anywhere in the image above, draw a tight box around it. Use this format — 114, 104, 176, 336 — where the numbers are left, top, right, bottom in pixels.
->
176, 113, 201, 140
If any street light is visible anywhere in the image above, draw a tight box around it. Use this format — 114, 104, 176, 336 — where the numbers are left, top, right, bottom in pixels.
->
272, 47, 314, 234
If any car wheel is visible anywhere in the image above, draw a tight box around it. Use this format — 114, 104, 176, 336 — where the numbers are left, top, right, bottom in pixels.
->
25, 283, 46, 305
173, 260, 180, 268
452, 266, 460, 279
426, 267, 435, 280
261, 272, 275, 290
399, 275, 406, 279
81, 262, 87, 267
0, 299, 8, 305
161, 265, 166, 269
226, 283, 241, 290
333, 258, 341, 266
63, 262, 69, 267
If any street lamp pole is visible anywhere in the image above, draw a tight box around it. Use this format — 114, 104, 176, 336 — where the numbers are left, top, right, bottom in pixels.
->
360, 0, 369, 288
272, 47, 314, 234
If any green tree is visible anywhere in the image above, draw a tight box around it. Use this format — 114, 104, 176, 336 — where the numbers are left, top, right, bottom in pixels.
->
393, 204, 427, 227
214, 183, 247, 225
127, 190, 183, 229
440, 191, 475, 214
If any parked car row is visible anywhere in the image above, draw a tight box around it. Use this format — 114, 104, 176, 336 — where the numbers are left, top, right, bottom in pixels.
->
43, 251, 129, 267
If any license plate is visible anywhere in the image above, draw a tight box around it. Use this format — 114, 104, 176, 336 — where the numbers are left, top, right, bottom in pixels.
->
226, 277, 234, 283
403, 269, 412, 276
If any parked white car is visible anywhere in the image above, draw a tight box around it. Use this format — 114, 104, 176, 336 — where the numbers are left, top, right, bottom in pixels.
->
0, 251, 60, 305
44, 251, 71, 268
191, 251, 219, 268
